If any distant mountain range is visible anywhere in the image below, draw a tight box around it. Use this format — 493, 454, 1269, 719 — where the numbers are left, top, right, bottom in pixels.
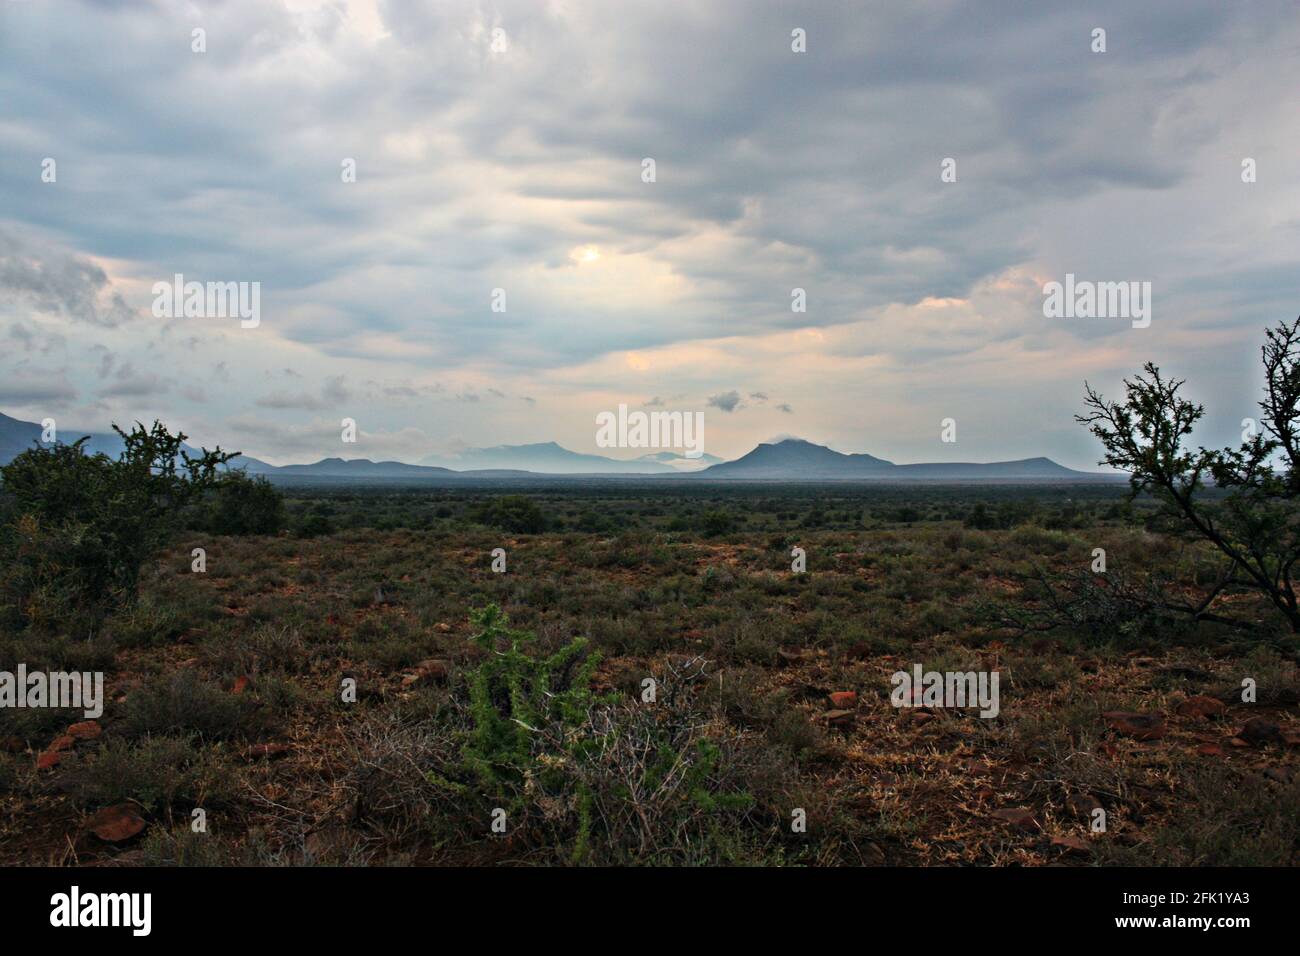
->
418, 441, 724, 474
0, 412, 1115, 483
0, 411, 127, 463
693, 438, 1101, 481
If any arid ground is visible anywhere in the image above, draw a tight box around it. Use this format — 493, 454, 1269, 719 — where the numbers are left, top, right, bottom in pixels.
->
2, 484, 1297, 866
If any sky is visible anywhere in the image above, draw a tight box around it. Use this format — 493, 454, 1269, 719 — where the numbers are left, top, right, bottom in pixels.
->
1, 0, 1298, 468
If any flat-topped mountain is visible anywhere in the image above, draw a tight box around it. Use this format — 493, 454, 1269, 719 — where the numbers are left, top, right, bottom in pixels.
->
698, 438, 895, 479
691, 439, 1104, 482
420, 441, 684, 474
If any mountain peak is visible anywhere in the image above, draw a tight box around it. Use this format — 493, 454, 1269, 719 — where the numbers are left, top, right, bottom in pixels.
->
696, 439, 1104, 482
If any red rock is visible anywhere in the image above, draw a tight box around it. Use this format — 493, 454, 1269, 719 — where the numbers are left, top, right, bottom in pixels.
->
66, 721, 101, 741
35, 750, 62, 770
232, 675, 253, 695
1196, 742, 1226, 757
828, 691, 858, 708
1102, 711, 1166, 741
88, 804, 146, 842
435, 622, 452, 633
401, 659, 448, 688
247, 743, 291, 760
417, 658, 448, 677
48, 734, 76, 752
823, 709, 855, 727
1240, 717, 1282, 746
1177, 695, 1226, 719
911, 711, 936, 726
991, 807, 1040, 831
1050, 834, 1090, 855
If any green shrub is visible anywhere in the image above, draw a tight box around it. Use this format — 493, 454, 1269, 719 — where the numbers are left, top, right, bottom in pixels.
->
469, 496, 547, 534
297, 508, 335, 538
61, 735, 217, 814
0, 423, 232, 631
460, 603, 606, 791
700, 510, 735, 537
429, 607, 772, 863
123, 670, 259, 740
196, 473, 285, 535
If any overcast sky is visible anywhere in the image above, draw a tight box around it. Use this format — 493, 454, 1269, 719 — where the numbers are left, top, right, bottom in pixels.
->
2, 0, 1298, 467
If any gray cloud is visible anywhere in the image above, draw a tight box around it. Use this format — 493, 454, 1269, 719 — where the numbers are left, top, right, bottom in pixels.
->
100, 362, 169, 398
256, 374, 351, 410
708, 390, 742, 413
0, 231, 133, 327
0, 373, 77, 405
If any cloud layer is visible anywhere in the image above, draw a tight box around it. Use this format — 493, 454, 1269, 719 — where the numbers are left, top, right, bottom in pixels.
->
2, 0, 1298, 466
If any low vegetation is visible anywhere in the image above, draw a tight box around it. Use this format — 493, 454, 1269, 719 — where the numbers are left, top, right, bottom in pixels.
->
0, 479, 1296, 865
1, 322, 1297, 865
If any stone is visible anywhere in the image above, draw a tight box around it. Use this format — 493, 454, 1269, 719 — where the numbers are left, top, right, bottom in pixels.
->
66, 721, 101, 741
401, 659, 448, 688
991, 807, 1040, 831
1176, 695, 1226, 719
1240, 717, 1282, 746
1050, 834, 1090, 855
88, 804, 146, 842
824, 709, 855, 727
1102, 711, 1166, 741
